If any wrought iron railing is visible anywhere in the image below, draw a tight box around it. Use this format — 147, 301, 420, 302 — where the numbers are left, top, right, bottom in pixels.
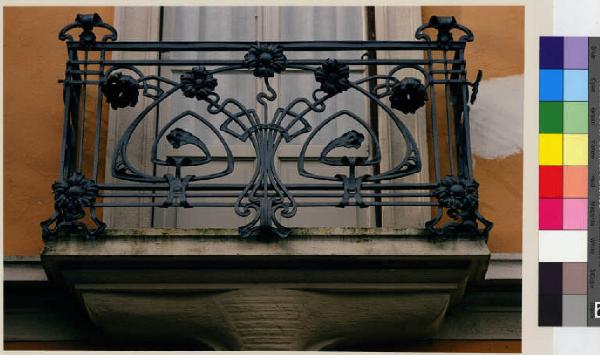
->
41, 13, 492, 240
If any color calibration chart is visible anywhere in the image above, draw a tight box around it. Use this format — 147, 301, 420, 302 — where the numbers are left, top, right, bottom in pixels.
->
539, 37, 599, 327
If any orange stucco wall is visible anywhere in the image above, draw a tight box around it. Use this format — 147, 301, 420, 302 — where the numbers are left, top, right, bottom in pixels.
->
3, 7, 114, 255
422, 6, 524, 253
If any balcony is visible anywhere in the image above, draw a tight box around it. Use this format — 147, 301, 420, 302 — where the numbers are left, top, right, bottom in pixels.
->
38, 13, 499, 351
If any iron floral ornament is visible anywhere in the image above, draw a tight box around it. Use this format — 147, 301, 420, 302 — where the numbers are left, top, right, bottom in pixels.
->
435, 176, 478, 211
314, 58, 351, 95
244, 43, 288, 77
41, 173, 105, 240
427, 176, 493, 240
389, 77, 428, 114
180, 66, 218, 101
101, 73, 140, 109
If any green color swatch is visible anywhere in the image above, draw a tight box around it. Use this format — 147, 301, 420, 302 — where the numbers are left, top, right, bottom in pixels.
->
540, 101, 563, 133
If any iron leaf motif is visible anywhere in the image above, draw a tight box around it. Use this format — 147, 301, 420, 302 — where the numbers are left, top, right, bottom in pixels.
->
320, 130, 366, 166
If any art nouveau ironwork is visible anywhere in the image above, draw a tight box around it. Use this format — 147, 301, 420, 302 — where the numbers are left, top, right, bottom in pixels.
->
41, 13, 492, 240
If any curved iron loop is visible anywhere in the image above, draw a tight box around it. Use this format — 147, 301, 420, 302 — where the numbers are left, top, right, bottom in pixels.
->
112, 86, 183, 183
415, 16, 474, 48
468, 70, 483, 104
103, 66, 177, 100
231, 78, 298, 239
59, 13, 117, 47
150, 111, 234, 179
298, 110, 381, 182
346, 80, 422, 181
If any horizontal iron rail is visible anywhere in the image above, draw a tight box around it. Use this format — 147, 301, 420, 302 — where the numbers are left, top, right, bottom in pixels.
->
62, 79, 470, 86
67, 40, 467, 51
98, 192, 435, 198
67, 59, 465, 66
98, 183, 439, 191
95, 201, 439, 208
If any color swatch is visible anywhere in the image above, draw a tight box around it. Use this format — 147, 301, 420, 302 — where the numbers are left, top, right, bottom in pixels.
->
538, 37, 599, 327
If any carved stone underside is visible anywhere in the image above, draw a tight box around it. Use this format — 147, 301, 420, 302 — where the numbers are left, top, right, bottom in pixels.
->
41, 228, 490, 350
80, 287, 450, 351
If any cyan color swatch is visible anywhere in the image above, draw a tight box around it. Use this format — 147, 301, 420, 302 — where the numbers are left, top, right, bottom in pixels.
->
540, 69, 564, 101
564, 70, 588, 101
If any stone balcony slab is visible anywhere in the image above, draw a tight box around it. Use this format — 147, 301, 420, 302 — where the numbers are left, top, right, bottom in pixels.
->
41, 228, 490, 350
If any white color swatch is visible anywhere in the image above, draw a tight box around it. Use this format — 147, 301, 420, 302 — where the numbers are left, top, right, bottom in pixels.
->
539, 230, 587, 262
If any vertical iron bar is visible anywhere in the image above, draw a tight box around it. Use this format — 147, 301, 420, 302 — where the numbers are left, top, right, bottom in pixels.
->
366, 6, 382, 228
451, 49, 466, 177
424, 43, 444, 228
76, 50, 89, 172
92, 49, 106, 180
66, 49, 82, 179
151, 6, 165, 228
443, 50, 456, 176
426, 49, 441, 183
458, 49, 474, 179
59, 49, 76, 181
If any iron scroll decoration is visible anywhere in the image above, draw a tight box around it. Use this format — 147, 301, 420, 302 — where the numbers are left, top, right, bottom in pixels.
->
41, 13, 493, 241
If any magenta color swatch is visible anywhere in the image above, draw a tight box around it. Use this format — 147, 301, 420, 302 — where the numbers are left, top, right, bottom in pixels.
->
540, 198, 563, 230
563, 198, 588, 230
564, 37, 588, 69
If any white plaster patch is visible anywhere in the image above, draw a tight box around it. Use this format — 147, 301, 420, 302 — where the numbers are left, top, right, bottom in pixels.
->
468, 74, 524, 159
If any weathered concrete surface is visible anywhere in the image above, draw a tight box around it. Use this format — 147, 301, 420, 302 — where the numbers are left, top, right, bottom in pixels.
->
41, 227, 490, 350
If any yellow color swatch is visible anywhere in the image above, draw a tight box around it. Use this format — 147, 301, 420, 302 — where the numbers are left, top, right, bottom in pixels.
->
539, 133, 563, 165
564, 134, 588, 165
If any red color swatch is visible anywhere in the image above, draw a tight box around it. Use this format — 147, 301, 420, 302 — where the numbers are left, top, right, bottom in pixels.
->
540, 166, 563, 198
